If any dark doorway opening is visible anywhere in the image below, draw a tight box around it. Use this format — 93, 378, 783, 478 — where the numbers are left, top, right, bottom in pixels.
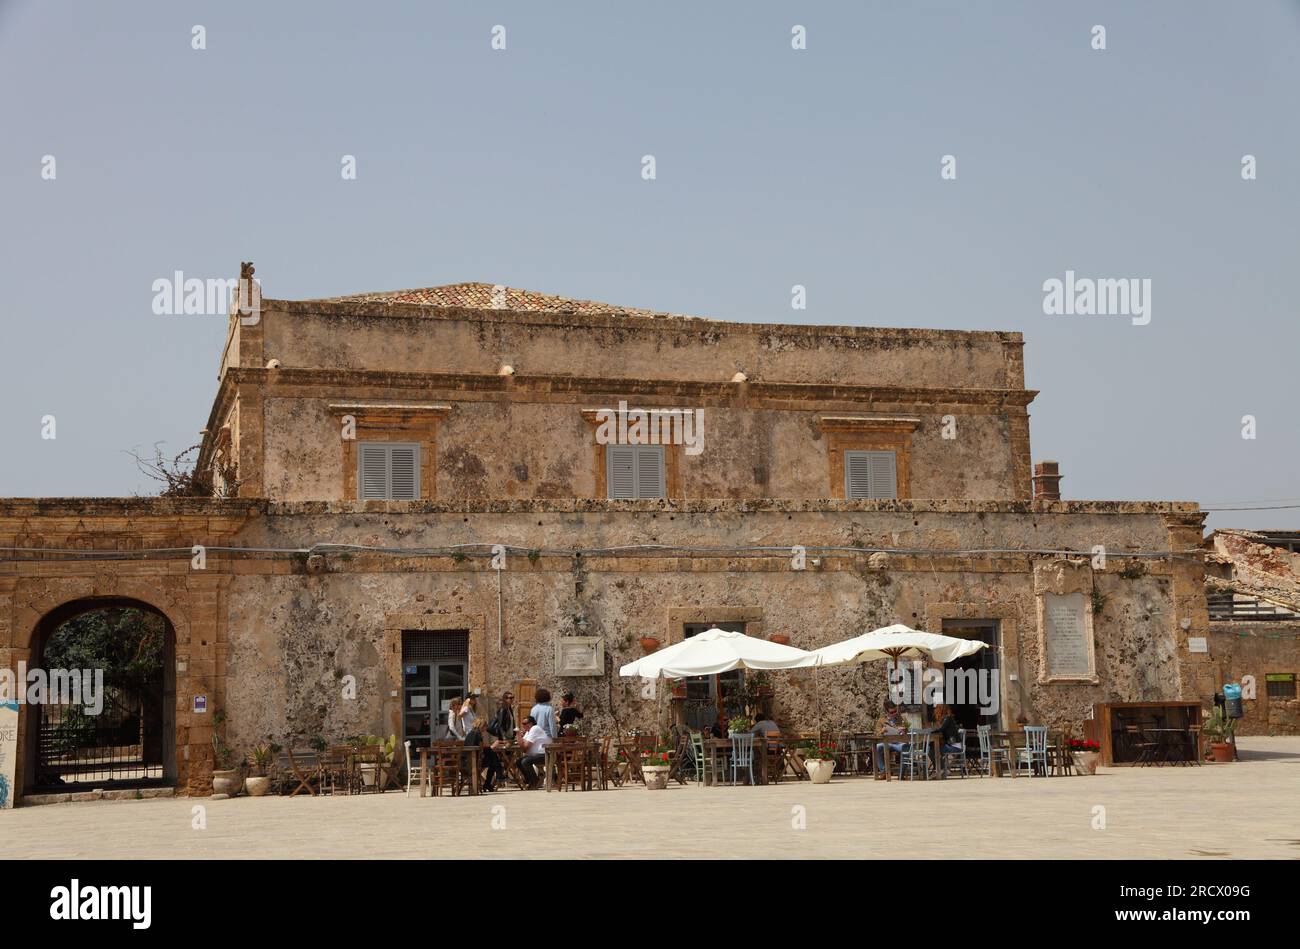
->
681, 622, 746, 733
401, 630, 469, 748
940, 618, 1002, 732
28, 599, 175, 793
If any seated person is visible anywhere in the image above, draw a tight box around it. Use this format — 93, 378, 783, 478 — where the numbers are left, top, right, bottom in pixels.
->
873, 704, 907, 777
752, 713, 781, 738
463, 716, 502, 792
516, 715, 552, 789
932, 703, 963, 774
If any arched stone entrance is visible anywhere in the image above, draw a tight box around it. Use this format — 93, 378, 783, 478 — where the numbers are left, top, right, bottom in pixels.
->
22, 597, 177, 794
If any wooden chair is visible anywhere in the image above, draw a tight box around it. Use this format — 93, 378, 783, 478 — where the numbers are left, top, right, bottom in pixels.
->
282, 748, 319, 796
1124, 724, 1159, 766
430, 742, 465, 796
319, 746, 352, 795
553, 742, 590, 791
764, 738, 784, 784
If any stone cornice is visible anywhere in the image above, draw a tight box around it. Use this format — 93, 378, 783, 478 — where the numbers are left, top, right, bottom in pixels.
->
263, 297, 1024, 346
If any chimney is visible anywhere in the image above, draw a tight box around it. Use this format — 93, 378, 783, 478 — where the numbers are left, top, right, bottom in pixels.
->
1033, 460, 1062, 500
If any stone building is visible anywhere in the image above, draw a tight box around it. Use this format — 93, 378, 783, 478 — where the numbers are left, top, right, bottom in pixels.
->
0, 273, 1217, 801
1203, 530, 1300, 734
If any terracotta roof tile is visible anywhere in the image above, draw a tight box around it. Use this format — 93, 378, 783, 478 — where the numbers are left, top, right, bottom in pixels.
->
314, 282, 700, 320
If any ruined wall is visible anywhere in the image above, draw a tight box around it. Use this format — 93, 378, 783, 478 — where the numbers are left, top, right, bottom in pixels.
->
1207, 623, 1300, 735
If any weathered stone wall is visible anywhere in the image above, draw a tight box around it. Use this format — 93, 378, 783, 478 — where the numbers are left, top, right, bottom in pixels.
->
256, 396, 1023, 503
256, 302, 1026, 388
1207, 623, 1300, 735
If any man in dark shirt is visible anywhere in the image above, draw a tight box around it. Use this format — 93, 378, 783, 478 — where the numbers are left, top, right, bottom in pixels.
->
463, 717, 503, 791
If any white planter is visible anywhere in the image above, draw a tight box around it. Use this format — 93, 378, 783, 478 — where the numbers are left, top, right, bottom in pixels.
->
805, 758, 835, 784
359, 763, 378, 787
642, 764, 670, 790
1072, 752, 1099, 776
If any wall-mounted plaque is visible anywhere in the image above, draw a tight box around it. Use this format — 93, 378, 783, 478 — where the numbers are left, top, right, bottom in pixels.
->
555, 636, 604, 676
1187, 637, 1208, 654
1043, 592, 1092, 679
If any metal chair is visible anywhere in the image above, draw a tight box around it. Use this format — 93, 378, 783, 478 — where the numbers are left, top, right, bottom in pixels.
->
899, 730, 930, 780
730, 732, 757, 785
1017, 726, 1051, 776
976, 725, 1009, 776
940, 728, 969, 777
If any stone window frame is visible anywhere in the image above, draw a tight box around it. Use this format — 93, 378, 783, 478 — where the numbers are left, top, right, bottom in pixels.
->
581, 408, 683, 500
925, 602, 1021, 727
1032, 559, 1101, 686
382, 612, 488, 741
328, 402, 450, 501
818, 416, 919, 500
664, 606, 765, 648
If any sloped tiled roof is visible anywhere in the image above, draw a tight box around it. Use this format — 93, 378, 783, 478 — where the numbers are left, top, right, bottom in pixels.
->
315, 282, 698, 320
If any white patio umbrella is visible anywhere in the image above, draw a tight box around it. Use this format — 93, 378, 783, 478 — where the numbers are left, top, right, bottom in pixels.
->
618, 627, 821, 679
811, 623, 988, 666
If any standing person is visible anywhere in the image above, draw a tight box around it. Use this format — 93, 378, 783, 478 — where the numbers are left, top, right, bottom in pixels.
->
516, 715, 552, 789
459, 695, 480, 736
558, 691, 584, 730
530, 687, 558, 739
489, 690, 516, 741
446, 697, 466, 740
463, 715, 502, 792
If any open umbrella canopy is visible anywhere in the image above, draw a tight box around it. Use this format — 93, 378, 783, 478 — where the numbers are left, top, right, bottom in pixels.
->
618, 627, 821, 679
811, 623, 988, 666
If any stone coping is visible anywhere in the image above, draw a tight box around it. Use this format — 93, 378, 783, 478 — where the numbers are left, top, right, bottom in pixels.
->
264, 297, 1025, 345
0, 497, 1200, 517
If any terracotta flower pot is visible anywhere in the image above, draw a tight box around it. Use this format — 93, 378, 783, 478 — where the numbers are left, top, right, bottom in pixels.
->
639, 636, 661, 654
211, 769, 241, 797
1072, 751, 1099, 775
770, 635, 790, 645
1210, 742, 1234, 762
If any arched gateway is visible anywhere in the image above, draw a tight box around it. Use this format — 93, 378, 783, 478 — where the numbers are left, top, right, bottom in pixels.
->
22, 597, 177, 794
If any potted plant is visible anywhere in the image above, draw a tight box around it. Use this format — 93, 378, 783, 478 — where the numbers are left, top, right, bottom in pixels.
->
1068, 738, 1101, 775
802, 741, 837, 783
244, 740, 279, 796
560, 722, 582, 741
210, 709, 240, 797
354, 734, 397, 787
1202, 709, 1235, 762
727, 715, 753, 737
639, 636, 661, 654
640, 740, 673, 790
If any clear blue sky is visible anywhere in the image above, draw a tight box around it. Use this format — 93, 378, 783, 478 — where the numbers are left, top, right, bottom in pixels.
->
2, 0, 1297, 531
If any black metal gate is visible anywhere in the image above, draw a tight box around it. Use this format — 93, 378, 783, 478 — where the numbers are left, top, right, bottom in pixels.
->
34, 700, 168, 791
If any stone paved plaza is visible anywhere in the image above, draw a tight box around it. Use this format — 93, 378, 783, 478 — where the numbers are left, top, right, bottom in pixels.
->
3, 738, 1298, 860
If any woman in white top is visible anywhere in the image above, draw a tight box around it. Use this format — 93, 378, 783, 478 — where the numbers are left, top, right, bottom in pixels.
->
459, 695, 480, 737
446, 697, 466, 739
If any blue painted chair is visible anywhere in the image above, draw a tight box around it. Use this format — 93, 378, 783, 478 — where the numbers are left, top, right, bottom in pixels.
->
899, 730, 930, 780
730, 732, 757, 785
1017, 725, 1051, 776
940, 728, 969, 777
976, 724, 1009, 776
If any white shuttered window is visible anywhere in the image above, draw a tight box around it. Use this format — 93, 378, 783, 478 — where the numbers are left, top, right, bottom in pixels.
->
357, 442, 421, 500
844, 450, 897, 500
606, 444, 666, 499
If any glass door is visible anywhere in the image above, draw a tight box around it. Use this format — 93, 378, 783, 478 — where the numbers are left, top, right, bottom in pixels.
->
403, 660, 467, 747
682, 622, 746, 732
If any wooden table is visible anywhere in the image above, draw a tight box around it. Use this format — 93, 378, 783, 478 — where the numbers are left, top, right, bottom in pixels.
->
980, 730, 1069, 777
703, 737, 771, 785
868, 731, 944, 781
418, 745, 481, 797
544, 740, 600, 791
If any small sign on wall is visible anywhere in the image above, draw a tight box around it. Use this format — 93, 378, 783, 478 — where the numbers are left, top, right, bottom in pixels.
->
555, 636, 604, 676
0, 701, 18, 809
193, 695, 208, 714
1187, 637, 1209, 654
